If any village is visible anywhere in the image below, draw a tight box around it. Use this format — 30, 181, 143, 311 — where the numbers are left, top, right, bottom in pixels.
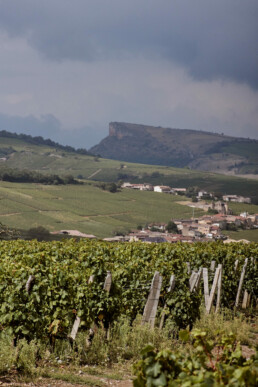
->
121, 182, 252, 204
51, 182, 257, 243
104, 182, 256, 243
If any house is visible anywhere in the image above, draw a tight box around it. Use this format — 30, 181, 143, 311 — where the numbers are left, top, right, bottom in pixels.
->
246, 214, 257, 226
154, 185, 172, 193
222, 195, 251, 204
225, 215, 244, 227
141, 183, 154, 191
197, 224, 211, 235
121, 182, 153, 191
128, 229, 150, 241
132, 183, 153, 191
121, 182, 133, 188
198, 190, 213, 199
240, 213, 257, 226
129, 184, 144, 190
210, 225, 221, 236
210, 215, 228, 229
147, 222, 167, 231
172, 188, 187, 194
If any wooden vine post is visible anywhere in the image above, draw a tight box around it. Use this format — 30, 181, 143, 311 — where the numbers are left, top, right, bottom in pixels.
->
69, 315, 81, 341
189, 271, 198, 292
103, 271, 112, 339
202, 268, 210, 307
25, 275, 35, 293
195, 268, 203, 291
235, 258, 248, 308
142, 271, 162, 328
242, 257, 254, 309
242, 290, 249, 309
159, 274, 175, 329
189, 268, 203, 293
103, 271, 112, 293
210, 261, 216, 272
203, 264, 222, 314
215, 264, 222, 313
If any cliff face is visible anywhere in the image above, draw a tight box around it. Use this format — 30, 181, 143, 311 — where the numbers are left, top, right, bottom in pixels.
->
90, 122, 258, 174
109, 122, 135, 139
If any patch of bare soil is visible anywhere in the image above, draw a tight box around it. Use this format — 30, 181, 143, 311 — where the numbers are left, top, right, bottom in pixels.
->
241, 345, 256, 359
0, 369, 133, 387
0, 376, 133, 387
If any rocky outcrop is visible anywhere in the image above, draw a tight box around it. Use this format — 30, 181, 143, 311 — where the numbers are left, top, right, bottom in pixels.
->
90, 122, 258, 174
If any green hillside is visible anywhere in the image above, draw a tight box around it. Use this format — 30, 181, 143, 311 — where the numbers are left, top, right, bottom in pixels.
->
1, 130, 258, 203
0, 181, 204, 237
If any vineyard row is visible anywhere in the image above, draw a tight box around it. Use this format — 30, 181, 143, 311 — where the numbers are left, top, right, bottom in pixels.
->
0, 239, 257, 340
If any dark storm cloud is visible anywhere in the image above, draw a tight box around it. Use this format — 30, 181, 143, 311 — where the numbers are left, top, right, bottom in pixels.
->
0, 0, 257, 87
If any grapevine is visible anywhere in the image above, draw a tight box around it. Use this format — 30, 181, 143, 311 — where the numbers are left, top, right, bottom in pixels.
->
0, 239, 257, 340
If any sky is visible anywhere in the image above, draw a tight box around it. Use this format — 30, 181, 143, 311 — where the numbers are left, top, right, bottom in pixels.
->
0, 0, 257, 148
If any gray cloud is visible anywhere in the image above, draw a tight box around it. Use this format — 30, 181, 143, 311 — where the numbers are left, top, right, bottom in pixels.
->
0, 1, 257, 147
0, 0, 257, 87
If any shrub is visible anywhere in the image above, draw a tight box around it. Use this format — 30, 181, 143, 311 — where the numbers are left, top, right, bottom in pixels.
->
133, 330, 258, 386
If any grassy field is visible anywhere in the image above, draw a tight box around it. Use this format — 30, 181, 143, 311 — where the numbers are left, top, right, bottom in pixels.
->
1, 136, 258, 202
0, 181, 205, 237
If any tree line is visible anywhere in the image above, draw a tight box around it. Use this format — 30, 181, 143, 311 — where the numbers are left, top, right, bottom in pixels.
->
0, 167, 80, 185
0, 130, 95, 156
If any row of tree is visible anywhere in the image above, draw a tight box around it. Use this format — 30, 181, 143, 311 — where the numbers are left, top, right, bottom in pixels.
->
0, 168, 80, 185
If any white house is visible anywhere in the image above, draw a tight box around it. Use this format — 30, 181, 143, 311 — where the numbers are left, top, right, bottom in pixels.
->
198, 190, 212, 199
121, 182, 153, 191
154, 185, 171, 193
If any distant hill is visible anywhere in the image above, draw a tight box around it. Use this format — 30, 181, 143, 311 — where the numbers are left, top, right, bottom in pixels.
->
1, 126, 258, 203
90, 122, 258, 175
0, 130, 92, 156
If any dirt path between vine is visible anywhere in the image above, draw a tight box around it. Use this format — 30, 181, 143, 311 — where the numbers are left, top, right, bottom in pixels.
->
0, 379, 133, 387
88, 169, 102, 179
0, 369, 133, 387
